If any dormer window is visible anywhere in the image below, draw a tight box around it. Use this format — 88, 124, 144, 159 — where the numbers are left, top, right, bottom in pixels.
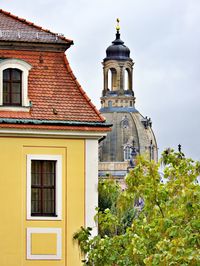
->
3, 68, 22, 106
0, 59, 32, 109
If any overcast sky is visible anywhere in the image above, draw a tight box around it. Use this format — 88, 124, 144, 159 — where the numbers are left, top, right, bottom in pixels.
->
1, 0, 200, 160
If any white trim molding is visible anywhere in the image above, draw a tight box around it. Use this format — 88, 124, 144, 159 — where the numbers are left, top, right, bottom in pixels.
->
26, 227, 62, 260
0, 128, 107, 139
85, 139, 98, 236
27, 154, 62, 220
0, 58, 32, 107
0, 106, 30, 112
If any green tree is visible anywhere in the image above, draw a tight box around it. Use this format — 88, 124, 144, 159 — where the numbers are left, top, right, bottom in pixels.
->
74, 149, 200, 265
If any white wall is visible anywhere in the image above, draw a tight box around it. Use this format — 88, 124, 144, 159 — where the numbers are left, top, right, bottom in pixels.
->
85, 139, 98, 236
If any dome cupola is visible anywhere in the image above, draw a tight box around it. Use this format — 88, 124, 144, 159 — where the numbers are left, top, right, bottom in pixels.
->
104, 19, 131, 61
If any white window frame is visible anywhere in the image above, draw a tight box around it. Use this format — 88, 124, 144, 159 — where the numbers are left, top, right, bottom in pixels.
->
27, 154, 62, 220
0, 58, 32, 108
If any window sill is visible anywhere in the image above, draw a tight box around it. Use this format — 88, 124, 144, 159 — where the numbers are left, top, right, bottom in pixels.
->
27, 215, 62, 221
31, 214, 58, 217
0, 106, 30, 112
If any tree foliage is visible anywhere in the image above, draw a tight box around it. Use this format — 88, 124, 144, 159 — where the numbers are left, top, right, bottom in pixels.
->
74, 149, 200, 265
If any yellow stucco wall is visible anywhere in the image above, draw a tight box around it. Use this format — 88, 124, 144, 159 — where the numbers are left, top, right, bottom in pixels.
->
0, 136, 85, 266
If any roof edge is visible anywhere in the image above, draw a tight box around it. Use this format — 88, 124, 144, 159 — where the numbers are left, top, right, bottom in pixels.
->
63, 54, 106, 122
0, 118, 112, 127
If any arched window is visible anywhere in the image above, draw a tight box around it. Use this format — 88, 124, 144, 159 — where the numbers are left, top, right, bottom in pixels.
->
124, 68, 132, 91
108, 68, 117, 91
0, 58, 32, 108
121, 117, 129, 128
108, 100, 112, 107
108, 69, 112, 90
3, 68, 22, 106
124, 69, 129, 90
149, 140, 155, 161
124, 146, 131, 161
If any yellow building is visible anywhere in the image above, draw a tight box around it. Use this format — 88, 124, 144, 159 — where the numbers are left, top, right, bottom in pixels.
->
0, 9, 111, 266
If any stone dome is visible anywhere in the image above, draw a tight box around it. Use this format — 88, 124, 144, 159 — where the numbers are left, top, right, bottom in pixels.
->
104, 31, 130, 61
99, 108, 158, 178
99, 110, 157, 163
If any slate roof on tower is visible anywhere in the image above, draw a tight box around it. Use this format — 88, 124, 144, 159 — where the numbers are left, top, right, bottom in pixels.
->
0, 9, 110, 132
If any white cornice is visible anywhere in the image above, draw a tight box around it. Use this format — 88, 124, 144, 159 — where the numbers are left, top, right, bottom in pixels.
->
0, 106, 30, 111
0, 128, 107, 139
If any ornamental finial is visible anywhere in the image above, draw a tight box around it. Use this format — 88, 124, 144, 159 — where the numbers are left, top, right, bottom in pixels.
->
116, 18, 120, 31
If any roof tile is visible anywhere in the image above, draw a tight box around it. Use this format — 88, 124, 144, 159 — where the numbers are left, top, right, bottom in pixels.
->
0, 10, 109, 132
0, 49, 105, 123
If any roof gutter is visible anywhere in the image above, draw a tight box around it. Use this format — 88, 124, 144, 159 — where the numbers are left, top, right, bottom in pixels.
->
0, 118, 112, 128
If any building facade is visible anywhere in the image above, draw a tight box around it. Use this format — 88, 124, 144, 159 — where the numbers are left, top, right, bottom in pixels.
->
99, 23, 158, 180
0, 9, 111, 266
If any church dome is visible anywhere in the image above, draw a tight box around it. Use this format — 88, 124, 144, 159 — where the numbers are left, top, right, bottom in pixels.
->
104, 31, 131, 61
99, 20, 158, 180
99, 110, 157, 162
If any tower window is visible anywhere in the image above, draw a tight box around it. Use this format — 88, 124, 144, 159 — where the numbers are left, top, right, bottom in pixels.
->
108, 68, 117, 91
3, 68, 22, 106
124, 68, 132, 90
108, 100, 112, 107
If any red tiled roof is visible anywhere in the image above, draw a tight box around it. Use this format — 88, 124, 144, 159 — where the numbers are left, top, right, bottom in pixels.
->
0, 10, 109, 132
0, 9, 73, 44
0, 49, 105, 124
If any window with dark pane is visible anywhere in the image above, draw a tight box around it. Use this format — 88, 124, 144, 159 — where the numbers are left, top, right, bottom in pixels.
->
31, 160, 56, 216
3, 68, 22, 106
124, 146, 131, 161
